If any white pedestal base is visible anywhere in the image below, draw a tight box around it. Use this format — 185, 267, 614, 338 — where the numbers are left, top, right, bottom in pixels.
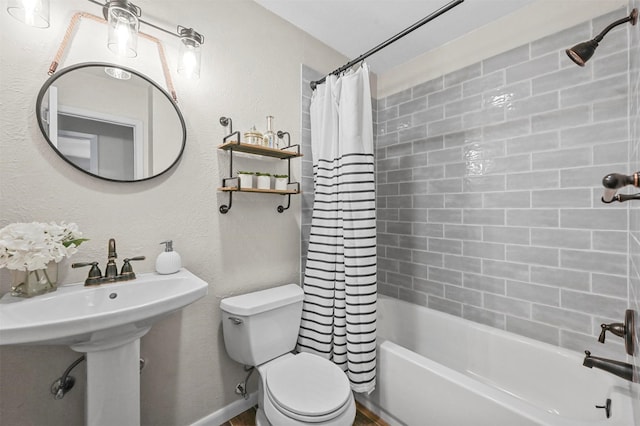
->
85, 339, 140, 426
71, 328, 150, 426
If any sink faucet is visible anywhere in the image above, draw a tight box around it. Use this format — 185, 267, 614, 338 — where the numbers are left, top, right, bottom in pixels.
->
583, 351, 634, 381
72, 238, 145, 286
105, 238, 118, 279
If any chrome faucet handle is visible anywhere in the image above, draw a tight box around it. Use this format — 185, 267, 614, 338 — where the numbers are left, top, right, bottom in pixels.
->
72, 262, 102, 286
120, 256, 146, 278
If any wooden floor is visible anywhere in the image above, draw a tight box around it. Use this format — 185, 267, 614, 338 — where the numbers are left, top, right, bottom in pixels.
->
222, 401, 388, 426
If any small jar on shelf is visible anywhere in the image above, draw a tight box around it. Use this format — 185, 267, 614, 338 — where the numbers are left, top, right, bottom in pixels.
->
274, 174, 288, 191
243, 126, 263, 145
238, 171, 254, 189
256, 172, 271, 189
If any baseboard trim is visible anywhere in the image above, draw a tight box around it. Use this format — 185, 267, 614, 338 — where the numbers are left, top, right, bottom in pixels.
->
191, 392, 258, 426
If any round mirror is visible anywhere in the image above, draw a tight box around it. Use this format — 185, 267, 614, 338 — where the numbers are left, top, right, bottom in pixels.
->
36, 62, 186, 182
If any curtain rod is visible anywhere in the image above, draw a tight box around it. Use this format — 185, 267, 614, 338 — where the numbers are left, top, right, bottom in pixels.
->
310, 0, 465, 90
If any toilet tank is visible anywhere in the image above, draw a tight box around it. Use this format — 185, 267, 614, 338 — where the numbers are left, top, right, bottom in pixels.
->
220, 284, 304, 366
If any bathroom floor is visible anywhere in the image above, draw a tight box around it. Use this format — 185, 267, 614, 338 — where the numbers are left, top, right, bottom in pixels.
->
223, 401, 388, 425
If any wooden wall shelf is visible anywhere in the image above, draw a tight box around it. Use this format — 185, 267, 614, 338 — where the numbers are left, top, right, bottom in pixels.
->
218, 141, 302, 160
217, 116, 302, 214
218, 187, 301, 195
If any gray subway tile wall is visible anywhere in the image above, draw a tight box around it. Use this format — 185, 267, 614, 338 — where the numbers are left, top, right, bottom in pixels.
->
375, 8, 631, 352
630, 2, 640, 416
300, 9, 632, 356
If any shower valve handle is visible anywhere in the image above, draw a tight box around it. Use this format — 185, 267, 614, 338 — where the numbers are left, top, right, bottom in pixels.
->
601, 172, 640, 203
597, 310, 636, 356
598, 322, 625, 343
602, 172, 640, 190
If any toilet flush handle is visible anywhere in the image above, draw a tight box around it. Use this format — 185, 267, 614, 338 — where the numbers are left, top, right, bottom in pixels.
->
228, 317, 243, 325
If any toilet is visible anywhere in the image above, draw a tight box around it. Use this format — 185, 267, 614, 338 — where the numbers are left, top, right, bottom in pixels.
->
221, 284, 356, 426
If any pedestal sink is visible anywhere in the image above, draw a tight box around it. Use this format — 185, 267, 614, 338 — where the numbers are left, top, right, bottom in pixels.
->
0, 268, 208, 426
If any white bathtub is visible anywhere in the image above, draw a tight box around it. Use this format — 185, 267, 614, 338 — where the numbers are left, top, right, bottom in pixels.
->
358, 296, 636, 426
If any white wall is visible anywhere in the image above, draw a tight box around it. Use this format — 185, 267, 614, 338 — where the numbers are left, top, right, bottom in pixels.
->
378, 0, 627, 98
0, 0, 346, 424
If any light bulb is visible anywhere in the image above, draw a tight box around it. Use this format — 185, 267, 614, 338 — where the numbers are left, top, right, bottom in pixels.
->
106, 1, 139, 58
181, 49, 198, 79
115, 19, 131, 56
22, 0, 36, 26
177, 26, 204, 80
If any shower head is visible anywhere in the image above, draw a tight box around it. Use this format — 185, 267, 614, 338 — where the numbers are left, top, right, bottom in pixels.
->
566, 8, 638, 67
566, 40, 599, 66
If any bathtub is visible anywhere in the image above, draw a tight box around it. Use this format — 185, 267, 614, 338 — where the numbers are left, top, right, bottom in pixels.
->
357, 296, 636, 426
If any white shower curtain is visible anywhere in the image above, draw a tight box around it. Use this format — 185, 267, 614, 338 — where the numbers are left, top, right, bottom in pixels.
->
297, 64, 376, 393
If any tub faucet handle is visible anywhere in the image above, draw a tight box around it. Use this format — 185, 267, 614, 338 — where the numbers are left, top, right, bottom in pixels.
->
598, 322, 624, 343
602, 172, 640, 203
597, 310, 636, 356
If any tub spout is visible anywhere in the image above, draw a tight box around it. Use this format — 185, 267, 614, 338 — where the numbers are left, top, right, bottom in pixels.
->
583, 351, 634, 381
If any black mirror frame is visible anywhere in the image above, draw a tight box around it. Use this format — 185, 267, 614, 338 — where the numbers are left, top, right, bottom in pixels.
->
36, 62, 187, 183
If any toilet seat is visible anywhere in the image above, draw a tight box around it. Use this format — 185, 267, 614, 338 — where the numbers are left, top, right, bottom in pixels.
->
265, 353, 352, 423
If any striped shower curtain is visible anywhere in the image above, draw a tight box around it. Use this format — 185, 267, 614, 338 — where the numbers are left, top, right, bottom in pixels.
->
297, 64, 376, 393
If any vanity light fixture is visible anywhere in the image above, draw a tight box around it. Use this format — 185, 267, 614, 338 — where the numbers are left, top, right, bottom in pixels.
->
91, 0, 206, 79
6, 0, 49, 28
46, 0, 204, 102
566, 8, 638, 66
103, 0, 141, 58
177, 26, 205, 79
49, 11, 179, 101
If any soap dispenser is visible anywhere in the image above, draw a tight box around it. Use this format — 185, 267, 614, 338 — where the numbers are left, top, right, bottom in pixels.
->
156, 240, 181, 274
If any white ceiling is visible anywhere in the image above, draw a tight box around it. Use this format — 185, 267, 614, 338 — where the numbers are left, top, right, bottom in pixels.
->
254, 0, 538, 75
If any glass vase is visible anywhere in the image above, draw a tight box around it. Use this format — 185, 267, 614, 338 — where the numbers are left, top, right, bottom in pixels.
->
11, 261, 58, 298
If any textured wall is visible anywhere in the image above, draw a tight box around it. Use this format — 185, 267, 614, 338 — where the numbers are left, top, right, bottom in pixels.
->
0, 1, 346, 425
376, 9, 631, 357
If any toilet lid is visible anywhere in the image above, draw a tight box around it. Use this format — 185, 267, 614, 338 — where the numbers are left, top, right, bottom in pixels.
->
266, 353, 352, 418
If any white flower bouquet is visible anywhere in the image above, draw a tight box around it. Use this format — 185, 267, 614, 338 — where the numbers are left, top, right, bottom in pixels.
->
0, 222, 88, 271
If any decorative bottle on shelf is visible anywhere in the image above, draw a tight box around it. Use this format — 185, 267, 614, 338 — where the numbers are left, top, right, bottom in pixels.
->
263, 115, 276, 148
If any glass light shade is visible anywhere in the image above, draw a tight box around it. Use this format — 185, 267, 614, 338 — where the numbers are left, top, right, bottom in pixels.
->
178, 38, 202, 79
7, 0, 49, 28
107, 3, 139, 58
